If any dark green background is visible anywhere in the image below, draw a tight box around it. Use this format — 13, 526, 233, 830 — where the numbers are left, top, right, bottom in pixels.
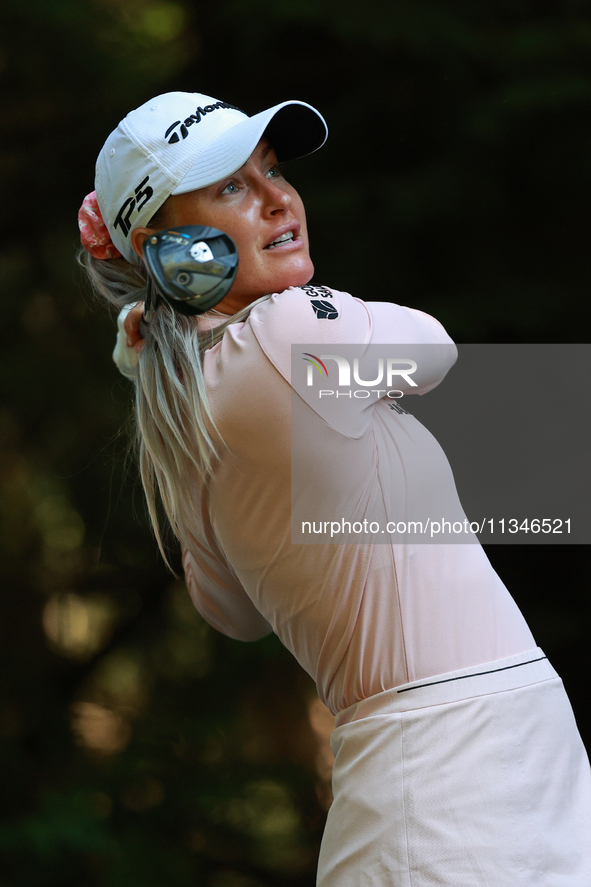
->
1, 1, 590, 884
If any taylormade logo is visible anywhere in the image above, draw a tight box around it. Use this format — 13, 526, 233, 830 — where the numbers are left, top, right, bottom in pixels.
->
164, 102, 241, 143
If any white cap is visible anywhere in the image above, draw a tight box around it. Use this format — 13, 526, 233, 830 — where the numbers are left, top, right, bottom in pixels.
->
95, 91, 328, 263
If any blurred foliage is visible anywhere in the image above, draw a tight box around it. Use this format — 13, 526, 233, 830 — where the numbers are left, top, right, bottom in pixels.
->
0, 0, 590, 884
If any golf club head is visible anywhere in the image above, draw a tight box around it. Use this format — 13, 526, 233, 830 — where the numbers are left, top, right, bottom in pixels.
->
142, 225, 238, 316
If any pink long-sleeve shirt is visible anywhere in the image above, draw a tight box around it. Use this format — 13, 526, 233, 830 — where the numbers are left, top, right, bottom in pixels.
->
182, 286, 535, 715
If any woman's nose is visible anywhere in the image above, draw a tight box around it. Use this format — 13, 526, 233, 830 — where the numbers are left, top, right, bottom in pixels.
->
262, 179, 292, 215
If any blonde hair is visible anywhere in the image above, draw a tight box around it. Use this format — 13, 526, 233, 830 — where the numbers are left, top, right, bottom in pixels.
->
79, 249, 269, 566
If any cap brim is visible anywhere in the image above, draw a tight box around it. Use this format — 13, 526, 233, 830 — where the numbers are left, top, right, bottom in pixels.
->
172, 100, 327, 195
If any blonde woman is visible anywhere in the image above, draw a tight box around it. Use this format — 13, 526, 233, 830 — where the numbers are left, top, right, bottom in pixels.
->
79, 91, 591, 886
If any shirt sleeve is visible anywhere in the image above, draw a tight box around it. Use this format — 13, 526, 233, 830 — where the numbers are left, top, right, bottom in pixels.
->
182, 545, 273, 642
248, 285, 458, 437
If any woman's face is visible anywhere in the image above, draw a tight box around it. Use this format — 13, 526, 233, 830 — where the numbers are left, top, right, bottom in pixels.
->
135, 139, 313, 315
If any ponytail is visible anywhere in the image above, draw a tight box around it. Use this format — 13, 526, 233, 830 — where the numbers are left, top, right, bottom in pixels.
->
78, 249, 270, 566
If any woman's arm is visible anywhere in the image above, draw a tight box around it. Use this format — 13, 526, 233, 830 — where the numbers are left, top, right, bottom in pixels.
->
246, 286, 458, 437
183, 546, 273, 642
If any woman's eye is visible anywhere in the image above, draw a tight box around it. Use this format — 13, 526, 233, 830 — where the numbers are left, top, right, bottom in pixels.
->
266, 165, 284, 180
221, 181, 239, 195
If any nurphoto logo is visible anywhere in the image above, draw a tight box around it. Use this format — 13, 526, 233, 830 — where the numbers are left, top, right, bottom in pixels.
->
301, 352, 417, 399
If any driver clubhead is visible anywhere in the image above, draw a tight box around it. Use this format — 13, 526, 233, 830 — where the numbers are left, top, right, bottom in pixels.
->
142, 225, 238, 316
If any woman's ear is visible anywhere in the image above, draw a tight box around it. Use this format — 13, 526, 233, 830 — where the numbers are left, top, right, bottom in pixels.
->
131, 227, 153, 260
132, 198, 171, 259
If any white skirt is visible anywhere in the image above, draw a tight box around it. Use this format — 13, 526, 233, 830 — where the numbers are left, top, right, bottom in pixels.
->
317, 649, 591, 886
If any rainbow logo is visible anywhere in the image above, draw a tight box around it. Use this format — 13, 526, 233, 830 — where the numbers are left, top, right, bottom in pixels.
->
302, 353, 329, 376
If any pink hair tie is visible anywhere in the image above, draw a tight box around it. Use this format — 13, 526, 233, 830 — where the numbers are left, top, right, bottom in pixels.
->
78, 190, 122, 260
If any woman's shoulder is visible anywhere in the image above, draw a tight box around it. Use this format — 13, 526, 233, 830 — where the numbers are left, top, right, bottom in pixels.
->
271, 283, 344, 320
248, 284, 371, 346
247, 284, 455, 349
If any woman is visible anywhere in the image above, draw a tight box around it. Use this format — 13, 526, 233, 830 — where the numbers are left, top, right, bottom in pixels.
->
79, 91, 591, 885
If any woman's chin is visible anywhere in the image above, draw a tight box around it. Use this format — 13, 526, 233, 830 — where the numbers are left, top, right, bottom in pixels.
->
226, 260, 315, 310
279, 259, 315, 292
